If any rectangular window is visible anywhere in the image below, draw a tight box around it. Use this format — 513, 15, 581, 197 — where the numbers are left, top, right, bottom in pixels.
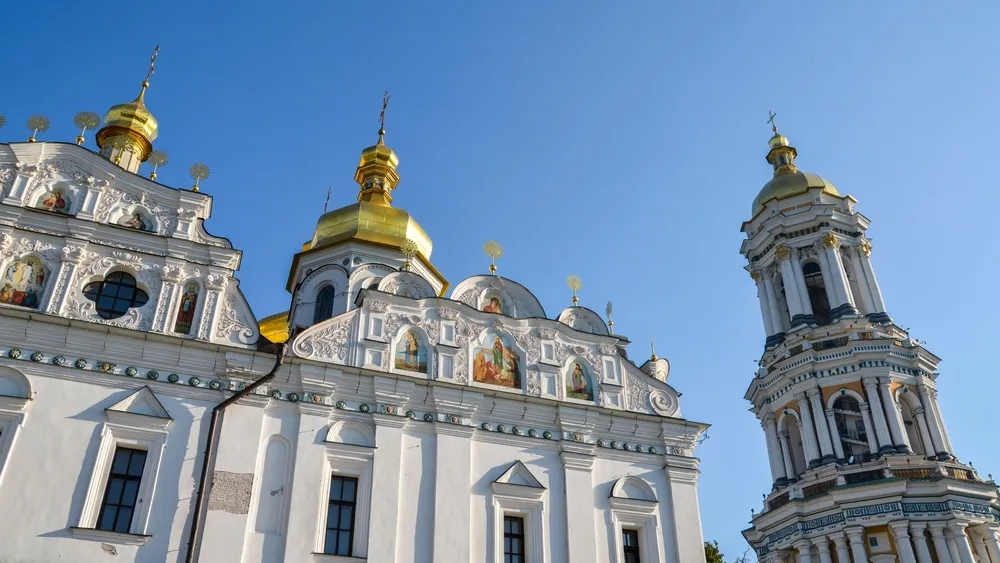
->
325, 475, 358, 556
503, 515, 526, 563
622, 528, 641, 563
97, 447, 147, 533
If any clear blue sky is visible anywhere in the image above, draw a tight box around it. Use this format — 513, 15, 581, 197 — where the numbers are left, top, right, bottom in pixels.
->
5, 2, 999, 559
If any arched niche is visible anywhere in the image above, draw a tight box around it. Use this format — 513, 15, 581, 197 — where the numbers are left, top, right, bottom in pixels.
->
563, 356, 596, 402
1, 253, 52, 311
449, 275, 546, 319
894, 387, 925, 455
391, 324, 431, 375
778, 408, 807, 477
470, 329, 524, 390
348, 263, 394, 300
0, 366, 31, 399
294, 264, 349, 328
325, 419, 375, 448
557, 306, 609, 336
610, 475, 657, 503
111, 205, 158, 233
31, 181, 77, 215
253, 435, 292, 534
379, 271, 435, 299
171, 279, 203, 335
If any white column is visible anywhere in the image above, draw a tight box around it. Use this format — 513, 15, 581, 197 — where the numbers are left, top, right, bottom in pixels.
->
859, 402, 880, 455
913, 407, 935, 457
910, 522, 934, 563
846, 527, 869, 563
762, 413, 787, 483
812, 537, 834, 563
831, 534, 852, 563
917, 383, 951, 458
777, 248, 806, 322
791, 252, 814, 317
889, 520, 919, 563
877, 378, 906, 452
778, 431, 797, 479
928, 387, 955, 453
562, 447, 598, 563
859, 245, 888, 313
814, 249, 839, 311
764, 272, 787, 333
367, 415, 405, 562
822, 235, 854, 307
983, 527, 1000, 563
971, 531, 992, 563
756, 275, 777, 336
928, 522, 955, 563
794, 539, 814, 563
807, 389, 836, 462
847, 246, 876, 315
795, 394, 821, 467
824, 408, 845, 460
432, 424, 473, 562
948, 521, 978, 563
863, 378, 894, 454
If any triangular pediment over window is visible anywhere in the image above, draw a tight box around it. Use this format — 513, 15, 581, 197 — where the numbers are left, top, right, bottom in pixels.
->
493, 460, 544, 489
105, 387, 172, 430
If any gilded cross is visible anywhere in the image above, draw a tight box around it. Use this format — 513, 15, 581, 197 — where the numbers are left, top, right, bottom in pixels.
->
767, 111, 778, 134
379, 90, 390, 131
145, 45, 160, 84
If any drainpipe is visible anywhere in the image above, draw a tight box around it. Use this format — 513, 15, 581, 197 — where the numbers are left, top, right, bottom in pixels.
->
184, 343, 286, 563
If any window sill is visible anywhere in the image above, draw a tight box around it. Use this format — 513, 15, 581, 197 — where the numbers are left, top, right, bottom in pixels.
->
69, 527, 151, 546
311, 553, 367, 563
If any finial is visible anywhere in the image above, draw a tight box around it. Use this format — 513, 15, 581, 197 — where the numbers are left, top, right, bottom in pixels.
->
767, 111, 779, 135
566, 275, 582, 306
650, 338, 657, 361
323, 186, 332, 214
401, 239, 419, 271
377, 90, 390, 145
483, 240, 502, 275
189, 163, 210, 192
605, 301, 614, 334
73, 112, 100, 145
26, 115, 50, 142
0, 115, 7, 129
136, 45, 160, 103
148, 150, 168, 180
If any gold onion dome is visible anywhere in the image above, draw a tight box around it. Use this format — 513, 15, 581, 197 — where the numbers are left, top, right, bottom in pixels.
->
96, 47, 160, 163
751, 131, 839, 216
309, 128, 433, 262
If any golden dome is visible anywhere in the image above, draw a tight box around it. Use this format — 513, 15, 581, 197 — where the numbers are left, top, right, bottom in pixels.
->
258, 311, 290, 344
752, 171, 840, 216
102, 91, 158, 143
310, 200, 434, 260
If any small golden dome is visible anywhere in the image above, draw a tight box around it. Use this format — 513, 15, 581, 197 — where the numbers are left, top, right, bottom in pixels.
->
258, 311, 290, 344
311, 201, 433, 259
102, 91, 158, 143
768, 134, 790, 150
752, 171, 840, 216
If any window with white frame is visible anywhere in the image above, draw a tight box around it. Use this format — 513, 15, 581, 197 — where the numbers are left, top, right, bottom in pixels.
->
315, 440, 373, 558
73, 387, 170, 544
0, 369, 31, 488
608, 476, 662, 563
490, 460, 546, 563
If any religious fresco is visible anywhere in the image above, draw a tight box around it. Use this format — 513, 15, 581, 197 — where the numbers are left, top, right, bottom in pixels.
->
36, 189, 71, 214
0, 256, 48, 309
482, 295, 507, 315
472, 332, 521, 388
566, 362, 594, 401
172, 282, 200, 334
119, 211, 155, 232
394, 330, 428, 373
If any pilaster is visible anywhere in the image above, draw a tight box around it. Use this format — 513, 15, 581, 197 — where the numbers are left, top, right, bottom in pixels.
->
946, 520, 977, 563
888, 520, 918, 563
560, 442, 597, 563
909, 522, 934, 563
794, 394, 821, 467
823, 408, 845, 460
862, 378, 895, 454
845, 526, 869, 563
792, 539, 814, 563
807, 389, 836, 463
927, 522, 955, 563
831, 534, 852, 563
430, 386, 480, 563
877, 377, 908, 453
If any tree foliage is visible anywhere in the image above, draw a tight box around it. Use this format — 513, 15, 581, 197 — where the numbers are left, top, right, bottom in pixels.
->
705, 540, 725, 563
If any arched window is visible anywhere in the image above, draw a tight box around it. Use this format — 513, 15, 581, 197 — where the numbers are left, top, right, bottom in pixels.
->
833, 396, 872, 460
367, 277, 382, 291
899, 400, 925, 456
314, 286, 335, 323
785, 419, 806, 477
83, 272, 149, 319
802, 262, 831, 325
774, 273, 790, 331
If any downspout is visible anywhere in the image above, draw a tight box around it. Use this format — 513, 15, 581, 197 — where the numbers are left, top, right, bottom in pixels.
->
184, 342, 286, 563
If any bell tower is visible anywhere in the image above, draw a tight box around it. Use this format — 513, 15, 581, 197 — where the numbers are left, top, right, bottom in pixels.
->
740, 123, 1000, 563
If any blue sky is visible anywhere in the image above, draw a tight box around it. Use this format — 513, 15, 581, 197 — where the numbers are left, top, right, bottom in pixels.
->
5, 1, 999, 559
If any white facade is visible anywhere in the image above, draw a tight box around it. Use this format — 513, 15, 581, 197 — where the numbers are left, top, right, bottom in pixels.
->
0, 135, 708, 563
740, 133, 1000, 562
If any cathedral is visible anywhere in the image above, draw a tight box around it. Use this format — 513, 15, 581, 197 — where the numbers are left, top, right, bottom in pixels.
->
739, 126, 1000, 562
0, 54, 708, 562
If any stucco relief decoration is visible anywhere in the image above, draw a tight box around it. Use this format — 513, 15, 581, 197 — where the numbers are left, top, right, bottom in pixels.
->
215, 294, 256, 344
513, 330, 540, 365
454, 286, 481, 308
65, 252, 161, 330
0, 166, 16, 199
292, 311, 358, 362
648, 389, 678, 416
624, 373, 650, 414
367, 300, 389, 313
526, 368, 541, 396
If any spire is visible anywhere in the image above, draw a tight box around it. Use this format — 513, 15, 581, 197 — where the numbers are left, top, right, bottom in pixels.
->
95, 46, 161, 173
354, 91, 400, 206
764, 111, 798, 177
